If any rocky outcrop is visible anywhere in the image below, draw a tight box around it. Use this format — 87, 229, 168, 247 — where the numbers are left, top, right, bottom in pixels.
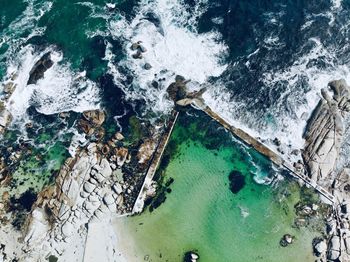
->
27, 52, 54, 85
280, 234, 294, 247
21, 141, 133, 260
78, 109, 106, 137
167, 75, 190, 102
303, 79, 350, 187
184, 251, 200, 262
0, 107, 12, 134
303, 80, 350, 261
137, 139, 157, 164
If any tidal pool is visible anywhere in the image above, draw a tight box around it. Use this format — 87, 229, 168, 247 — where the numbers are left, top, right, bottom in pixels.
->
114, 113, 324, 262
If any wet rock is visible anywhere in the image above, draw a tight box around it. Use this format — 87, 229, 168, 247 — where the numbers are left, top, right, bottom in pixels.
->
328, 236, 341, 260
78, 119, 95, 135
280, 234, 294, 247
83, 110, 105, 126
27, 52, 54, 85
313, 238, 327, 256
0, 108, 12, 133
132, 50, 143, 59
166, 75, 189, 102
105, 3, 116, 10
184, 251, 199, 262
273, 137, 281, 146
138, 44, 147, 53
130, 41, 141, 51
291, 149, 300, 156
3, 82, 16, 94
137, 139, 157, 164
115, 147, 128, 167
144, 63, 152, 70
114, 132, 124, 141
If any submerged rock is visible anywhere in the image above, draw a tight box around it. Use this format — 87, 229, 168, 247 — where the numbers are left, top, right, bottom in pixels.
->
228, 171, 245, 194
280, 234, 294, 247
144, 63, 152, 70
184, 251, 199, 262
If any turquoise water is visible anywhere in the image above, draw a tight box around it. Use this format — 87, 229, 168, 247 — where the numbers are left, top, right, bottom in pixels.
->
114, 113, 324, 262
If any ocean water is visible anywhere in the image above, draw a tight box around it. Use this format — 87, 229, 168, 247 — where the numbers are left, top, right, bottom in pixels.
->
0, 0, 347, 260
114, 112, 324, 261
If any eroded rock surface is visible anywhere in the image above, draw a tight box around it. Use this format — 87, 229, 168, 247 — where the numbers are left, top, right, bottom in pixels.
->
304, 80, 350, 261
27, 52, 54, 85
303, 79, 350, 187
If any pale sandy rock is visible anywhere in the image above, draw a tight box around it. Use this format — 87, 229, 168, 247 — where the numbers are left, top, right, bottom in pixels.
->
0, 108, 12, 130
88, 194, 100, 203
114, 132, 124, 140
92, 171, 105, 183
66, 179, 79, 203
137, 140, 157, 164
83, 181, 95, 193
112, 183, 123, 194
98, 158, 112, 178
328, 235, 341, 260
80, 191, 90, 199
61, 221, 74, 238
24, 208, 49, 247
116, 195, 124, 206
103, 194, 114, 206
315, 240, 327, 255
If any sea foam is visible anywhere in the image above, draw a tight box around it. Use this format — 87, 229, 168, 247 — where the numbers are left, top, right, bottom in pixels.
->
107, 0, 228, 116
4, 45, 100, 119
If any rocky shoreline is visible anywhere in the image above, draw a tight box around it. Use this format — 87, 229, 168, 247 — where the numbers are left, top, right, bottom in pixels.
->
1, 55, 350, 261
302, 79, 350, 262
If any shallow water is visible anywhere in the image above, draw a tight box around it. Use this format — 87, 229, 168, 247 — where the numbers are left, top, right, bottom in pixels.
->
115, 114, 323, 262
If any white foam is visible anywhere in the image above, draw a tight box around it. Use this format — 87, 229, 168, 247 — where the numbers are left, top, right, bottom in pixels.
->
203, 33, 350, 155
107, 0, 227, 116
0, 0, 52, 70
331, 0, 342, 9
4, 45, 100, 119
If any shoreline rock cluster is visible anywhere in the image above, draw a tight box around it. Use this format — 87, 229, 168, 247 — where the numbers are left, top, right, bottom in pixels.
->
0, 105, 169, 260
302, 79, 350, 261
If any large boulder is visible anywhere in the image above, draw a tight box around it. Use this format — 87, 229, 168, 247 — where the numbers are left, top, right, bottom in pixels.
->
303, 79, 350, 186
82, 110, 105, 126
166, 75, 189, 102
27, 52, 54, 85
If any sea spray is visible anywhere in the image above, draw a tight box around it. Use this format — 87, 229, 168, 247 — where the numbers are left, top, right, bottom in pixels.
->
4, 45, 100, 120
107, 0, 228, 116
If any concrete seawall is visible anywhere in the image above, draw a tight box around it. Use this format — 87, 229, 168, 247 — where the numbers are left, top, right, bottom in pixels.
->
132, 111, 179, 214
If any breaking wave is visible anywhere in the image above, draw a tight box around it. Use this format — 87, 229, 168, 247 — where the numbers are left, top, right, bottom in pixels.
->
106, 0, 228, 116
3, 45, 100, 118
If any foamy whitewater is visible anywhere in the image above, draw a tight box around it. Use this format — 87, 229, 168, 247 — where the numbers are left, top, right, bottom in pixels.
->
203, 1, 350, 153
106, 0, 228, 116
4, 45, 100, 118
